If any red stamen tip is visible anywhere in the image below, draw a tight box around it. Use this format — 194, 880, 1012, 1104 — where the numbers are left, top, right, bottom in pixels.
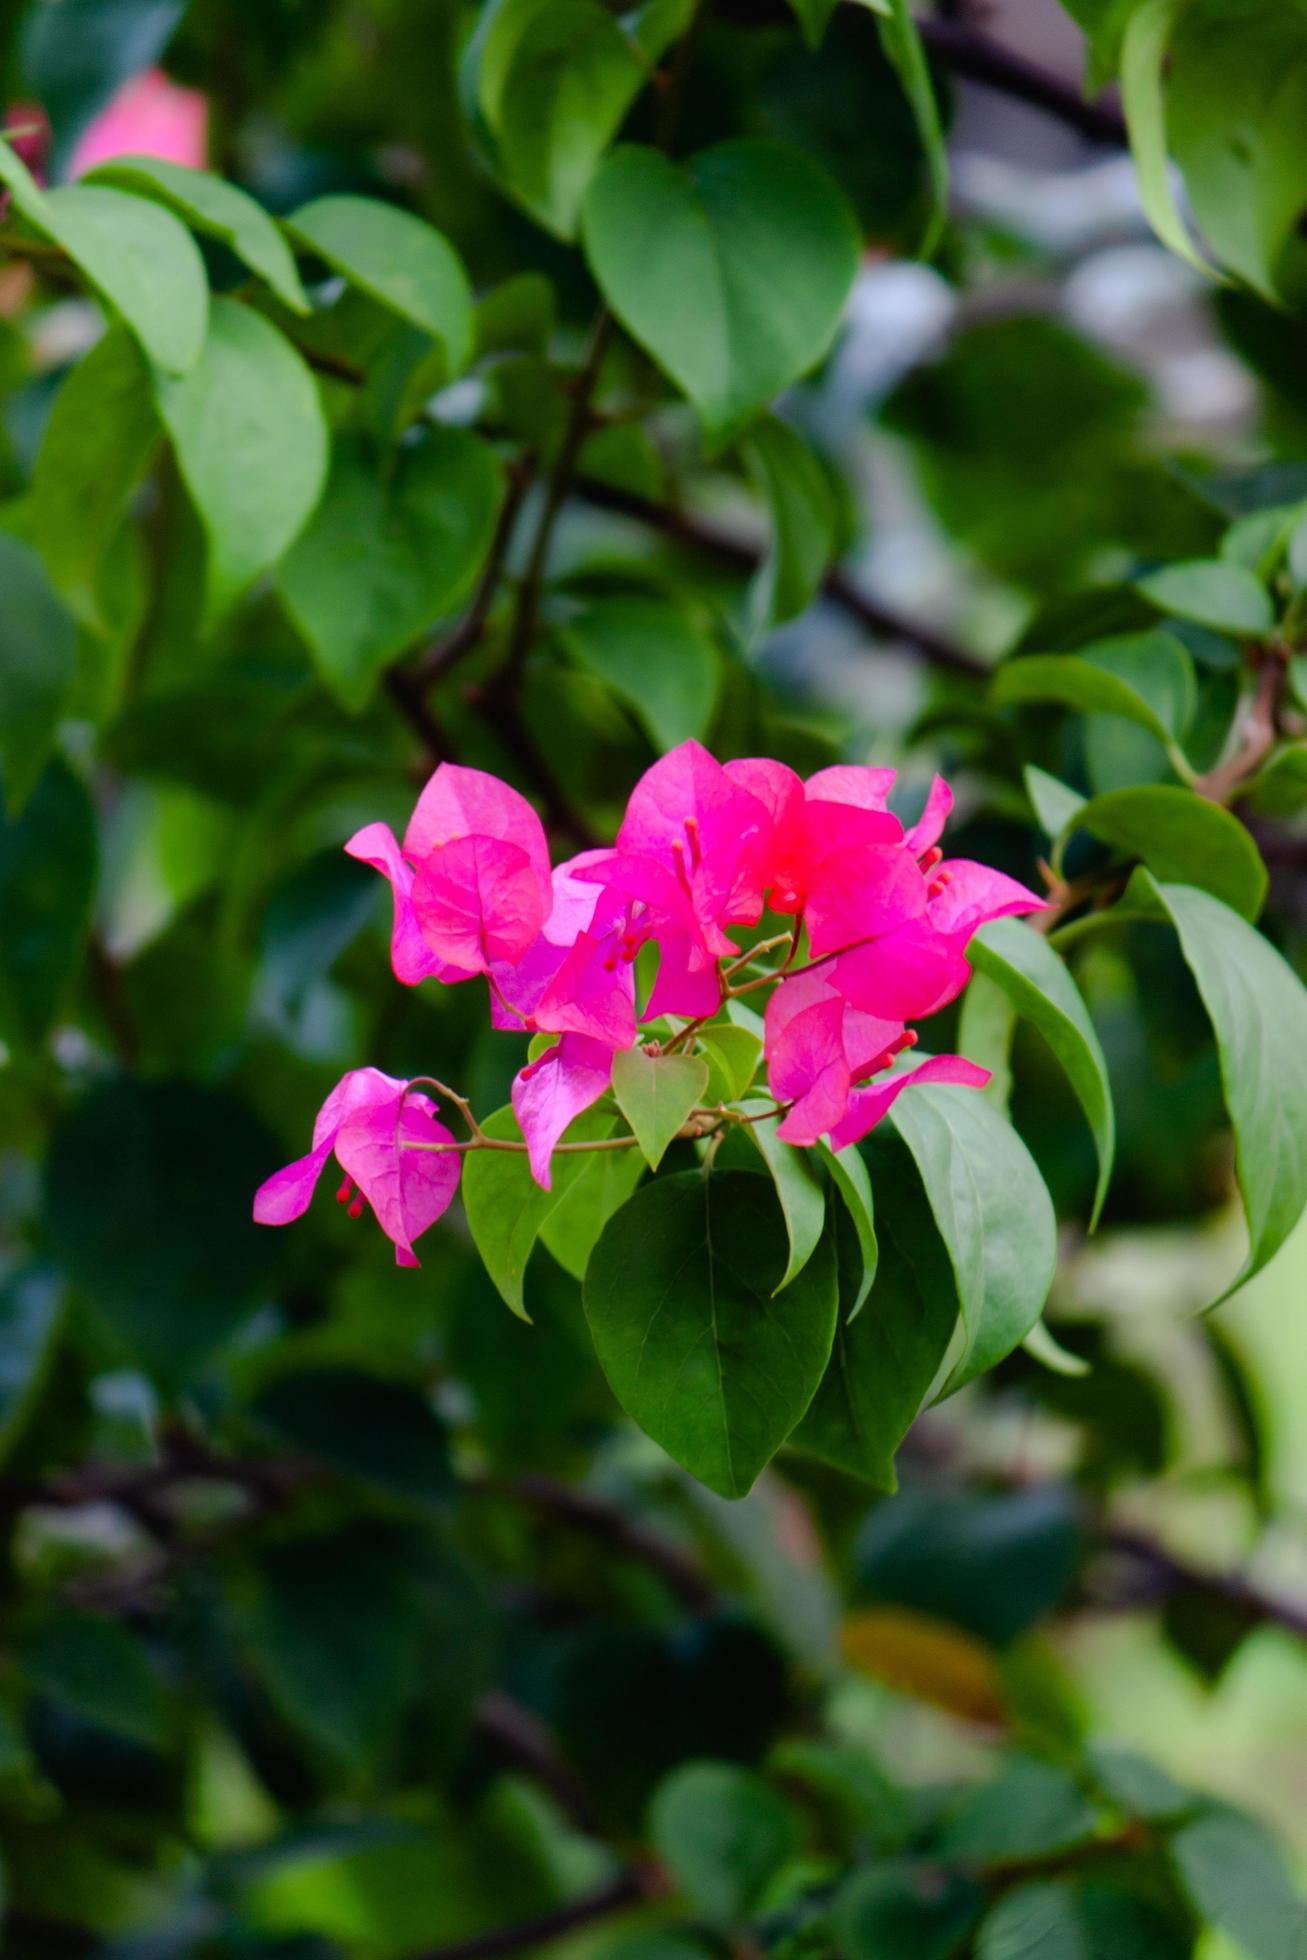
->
336, 1177, 353, 1205
922, 846, 943, 869
902, 1029, 919, 1049
347, 1194, 365, 1219
927, 871, 952, 898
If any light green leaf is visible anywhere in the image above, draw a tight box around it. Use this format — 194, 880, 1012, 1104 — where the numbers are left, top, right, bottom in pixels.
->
742, 413, 837, 630
583, 140, 860, 447
736, 1102, 826, 1292
892, 1084, 1057, 1396
0, 534, 77, 816
31, 325, 159, 629
993, 630, 1195, 750
1171, 1806, 1307, 1960
699, 1024, 762, 1103
1121, 0, 1213, 276
794, 1136, 957, 1490
1129, 874, 1307, 1299
0, 134, 52, 225
278, 428, 504, 710
649, 1762, 798, 1925
610, 1047, 709, 1170
479, 0, 647, 238
559, 597, 719, 752
41, 182, 208, 374
970, 919, 1115, 1227
584, 1170, 838, 1497
1137, 558, 1274, 636
1242, 742, 1307, 818
538, 1130, 644, 1278
155, 298, 329, 618
878, 0, 949, 256
937, 1759, 1097, 1863
1024, 764, 1087, 842
286, 195, 474, 378
463, 1106, 639, 1319
817, 1138, 877, 1316
1021, 1320, 1090, 1378
86, 156, 309, 313
1074, 784, 1268, 922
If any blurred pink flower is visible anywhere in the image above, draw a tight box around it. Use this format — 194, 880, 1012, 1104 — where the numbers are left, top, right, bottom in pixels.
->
71, 67, 208, 178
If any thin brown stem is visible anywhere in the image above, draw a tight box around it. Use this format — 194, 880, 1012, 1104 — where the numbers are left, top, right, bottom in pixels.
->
1197, 644, 1288, 803
409, 1871, 655, 1960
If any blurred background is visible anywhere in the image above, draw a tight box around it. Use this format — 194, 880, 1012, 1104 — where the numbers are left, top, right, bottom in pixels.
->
3, 0, 1307, 1954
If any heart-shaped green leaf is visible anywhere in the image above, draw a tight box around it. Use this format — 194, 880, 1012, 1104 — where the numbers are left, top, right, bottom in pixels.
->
610, 1047, 709, 1170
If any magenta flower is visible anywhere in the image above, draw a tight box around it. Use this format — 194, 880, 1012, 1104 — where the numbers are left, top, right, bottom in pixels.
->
71, 68, 208, 176
832, 858, 1046, 1021
511, 1033, 616, 1188
253, 1067, 460, 1266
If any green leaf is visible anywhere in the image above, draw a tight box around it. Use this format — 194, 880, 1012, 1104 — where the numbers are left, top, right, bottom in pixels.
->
970, 919, 1116, 1227
40, 182, 209, 374
584, 1170, 838, 1497
1121, 0, 1213, 276
1171, 1805, 1307, 1959
735, 1102, 827, 1292
610, 1047, 709, 1170
463, 1106, 640, 1319
699, 1024, 762, 1103
817, 1138, 877, 1316
1074, 784, 1268, 922
46, 1081, 278, 1387
155, 298, 328, 618
1244, 741, 1307, 818
1136, 558, 1275, 636
993, 630, 1195, 749
0, 1269, 61, 1463
794, 1136, 956, 1490
649, 1761, 798, 1925
476, 271, 557, 357
877, 0, 949, 256
250, 1369, 452, 1509
24, 1612, 168, 1750
286, 195, 474, 378
86, 156, 309, 313
937, 1759, 1097, 1863
537, 1127, 644, 1279
782, 0, 841, 49
0, 534, 76, 816
1129, 874, 1307, 1298
891, 1083, 1057, 1396
742, 414, 837, 630
0, 762, 96, 1048
278, 428, 503, 709
1024, 764, 1087, 842
835, 1864, 982, 1960
559, 597, 720, 752
31, 326, 159, 629
582, 140, 860, 446
478, 0, 646, 238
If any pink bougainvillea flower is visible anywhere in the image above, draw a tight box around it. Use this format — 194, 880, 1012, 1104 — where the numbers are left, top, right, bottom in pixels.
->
832, 859, 1045, 1022
828, 1053, 992, 1151
766, 968, 911, 1145
345, 821, 475, 988
71, 68, 208, 177
723, 755, 806, 913
511, 1032, 615, 1189
253, 1068, 459, 1265
800, 798, 926, 957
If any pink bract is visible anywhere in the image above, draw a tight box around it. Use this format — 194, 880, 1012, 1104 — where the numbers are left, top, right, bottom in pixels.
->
71, 69, 208, 176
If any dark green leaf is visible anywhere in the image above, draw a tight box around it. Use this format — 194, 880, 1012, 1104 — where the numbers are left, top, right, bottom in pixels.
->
648, 1761, 797, 1924
0, 1269, 61, 1462
993, 631, 1195, 749
735, 1103, 826, 1292
250, 1369, 452, 1508
155, 297, 328, 617
834, 1863, 982, 1960
970, 919, 1115, 1226
278, 428, 503, 709
935, 1758, 1097, 1862
583, 140, 860, 446
584, 1170, 838, 1497
0, 762, 96, 1048
559, 597, 720, 752
891, 1084, 1057, 1394
1074, 784, 1267, 921
0, 533, 76, 816
877, 0, 949, 255
817, 1136, 877, 1315
742, 413, 838, 630
25, 1612, 168, 1750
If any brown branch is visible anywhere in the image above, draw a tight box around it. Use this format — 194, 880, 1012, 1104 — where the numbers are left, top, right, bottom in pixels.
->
415, 460, 535, 685
472, 1691, 599, 1834
918, 18, 1128, 148
572, 474, 984, 675
409, 1871, 656, 1960
1196, 644, 1288, 803
1096, 1526, 1307, 1649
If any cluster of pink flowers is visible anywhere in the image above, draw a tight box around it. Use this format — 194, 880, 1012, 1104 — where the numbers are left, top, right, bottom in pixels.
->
254, 741, 1043, 1264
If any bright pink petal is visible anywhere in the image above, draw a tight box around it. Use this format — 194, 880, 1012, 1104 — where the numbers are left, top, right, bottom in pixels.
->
904, 776, 953, 857
804, 829, 925, 959
511, 1034, 614, 1190
536, 930, 637, 1048
311, 1067, 411, 1147
412, 834, 549, 970
830, 1055, 992, 1150
253, 1137, 335, 1225
805, 764, 898, 811
618, 740, 773, 933
767, 985, 851, 1144
404, 763, 551, 895
345, 822, 474, 987
724, 757, 806, 910
644, 933, 723, 1021
334, 1090, 461, 1265
928, 861, 1047, 936
544, 851, 610, 944
832, 920, 973, 1021
72, 70, 208, 176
